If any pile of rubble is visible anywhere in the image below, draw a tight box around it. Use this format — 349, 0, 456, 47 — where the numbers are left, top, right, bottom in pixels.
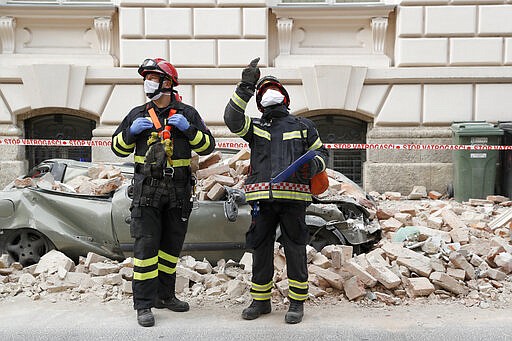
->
1, 190, 511, 309
12, 164, 128, 196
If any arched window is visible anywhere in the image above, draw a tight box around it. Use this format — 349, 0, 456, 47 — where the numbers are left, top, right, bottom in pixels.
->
24, 114, 96, 169
309, 115, 367, 185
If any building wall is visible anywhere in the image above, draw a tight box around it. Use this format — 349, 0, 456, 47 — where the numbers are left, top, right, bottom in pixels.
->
0, 0, 511, 194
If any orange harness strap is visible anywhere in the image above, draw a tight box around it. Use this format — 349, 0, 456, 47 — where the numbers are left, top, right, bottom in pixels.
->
147, 108, 162, 130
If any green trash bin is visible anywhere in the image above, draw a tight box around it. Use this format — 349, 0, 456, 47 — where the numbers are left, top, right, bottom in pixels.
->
450, 121, 503, 202
498, 122, 512, 198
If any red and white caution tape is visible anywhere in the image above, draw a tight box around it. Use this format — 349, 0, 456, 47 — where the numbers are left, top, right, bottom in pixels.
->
1, 138, 511, 150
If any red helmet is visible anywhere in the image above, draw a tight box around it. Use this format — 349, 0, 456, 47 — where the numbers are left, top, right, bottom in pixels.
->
138, 58, 179, 86
255, 76, 290, 112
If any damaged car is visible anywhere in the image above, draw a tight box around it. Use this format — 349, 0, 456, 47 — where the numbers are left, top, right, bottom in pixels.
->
0, 158, 381, 266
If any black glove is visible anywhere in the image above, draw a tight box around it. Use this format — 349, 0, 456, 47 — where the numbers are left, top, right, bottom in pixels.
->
240, 57, 260, 93
297, 158, 319, 182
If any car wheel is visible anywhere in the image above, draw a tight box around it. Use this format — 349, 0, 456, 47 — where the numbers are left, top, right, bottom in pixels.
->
2, 229, 55, 266
308, 225, 347, 252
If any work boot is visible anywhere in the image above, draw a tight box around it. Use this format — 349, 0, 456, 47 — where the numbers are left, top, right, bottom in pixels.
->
241, 300, 271, 320
285, 299, 304, 324
154, 296, 190, 312
137, 308, 155, 327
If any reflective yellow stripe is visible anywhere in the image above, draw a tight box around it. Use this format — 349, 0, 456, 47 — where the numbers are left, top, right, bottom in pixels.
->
283, 130, 307, 141
158, 263, 176, 275
253, 126, 271, 140
272, 191, 312, 201
235, 115, 251, 137
158, 250, 179, 263
116, 132, 135, 149
251, 292, 272, 300
133, 269, 158, 281
190, 130, 204, 145
308, 137, 323, 151
133, 256, 158, 268
251, 281, 273, 291
288, 290, 308, 301
113, 136, 132, 156
245, 191, 271, 201
231, 92, 247, 110
288, 279, 308, 290
134, 156, 145, 163
193, 134, 211, 153
315, 155, 326, 171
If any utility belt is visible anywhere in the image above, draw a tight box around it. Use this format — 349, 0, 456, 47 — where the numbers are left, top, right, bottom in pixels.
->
134, 162, 191, 182
131, 164, 195, 220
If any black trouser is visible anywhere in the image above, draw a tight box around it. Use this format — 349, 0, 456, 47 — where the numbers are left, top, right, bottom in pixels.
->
130, 172, 192, 310
247, 201, 309, 302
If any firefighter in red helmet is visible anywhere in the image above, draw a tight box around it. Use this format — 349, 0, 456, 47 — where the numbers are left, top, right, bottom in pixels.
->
224, 58, 329, 324
112, 58, 215, 327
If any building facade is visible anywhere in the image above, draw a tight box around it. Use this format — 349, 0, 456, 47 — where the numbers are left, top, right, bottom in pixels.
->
0, 0, 511, 193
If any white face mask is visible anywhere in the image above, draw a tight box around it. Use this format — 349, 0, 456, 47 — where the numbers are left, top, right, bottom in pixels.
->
260, 89, 285, 108
144, 79, 167, 100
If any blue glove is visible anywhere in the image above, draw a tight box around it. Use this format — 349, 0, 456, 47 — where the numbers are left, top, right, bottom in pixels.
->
167, 114, 190, 131
129, 117, 153, 135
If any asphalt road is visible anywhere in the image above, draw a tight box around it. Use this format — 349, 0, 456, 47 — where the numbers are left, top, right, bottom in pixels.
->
1, 296, 512, 341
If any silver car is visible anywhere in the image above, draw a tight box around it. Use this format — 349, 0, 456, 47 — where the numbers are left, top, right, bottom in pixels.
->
0, 159, 380, 266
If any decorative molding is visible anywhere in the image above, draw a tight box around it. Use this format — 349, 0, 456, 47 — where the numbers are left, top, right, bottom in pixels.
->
94, 16, 112, 55
277, 18, 293, 56
371, 17, 388, 54
0, 16, 16, 54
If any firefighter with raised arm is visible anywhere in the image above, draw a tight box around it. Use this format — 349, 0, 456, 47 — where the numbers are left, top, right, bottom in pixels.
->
111, 58, 215, 327
224, 58, 329, 324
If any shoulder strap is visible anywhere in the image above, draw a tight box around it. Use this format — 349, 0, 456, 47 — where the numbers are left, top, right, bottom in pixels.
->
147, 107, 162, 131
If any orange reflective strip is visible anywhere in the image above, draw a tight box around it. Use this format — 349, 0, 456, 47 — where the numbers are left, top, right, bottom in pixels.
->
148, 108, 162, 130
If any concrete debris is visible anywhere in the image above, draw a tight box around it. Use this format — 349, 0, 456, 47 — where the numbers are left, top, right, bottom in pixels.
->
1, 190, 511, 310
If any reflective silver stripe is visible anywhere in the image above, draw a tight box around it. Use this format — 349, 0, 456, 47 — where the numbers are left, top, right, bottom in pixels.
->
288, 290, 308, 301
282, 130, 307, 141
231, 92, 247, 111
307, 137, 323, 151
288, 279, 308, 290
315, 155, 326, 171
251, 281, 273, 291
253, 126, 270, 140
235, 115, 251, 137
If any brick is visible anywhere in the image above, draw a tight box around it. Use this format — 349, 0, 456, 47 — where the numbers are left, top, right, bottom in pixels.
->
484, 268, 507, 281
243, 8, 267, 38
207, 183, 226, 201
394, 213, 412, 225
218, 39, 267, 67
416, 226, 451, 243
119, 267, 133, 281
397, 6, 423, 36
196, 164, 231, 179
85, 252, 110, 268
145, 8, 192, 38
89, 263, 119, 276
446, 268, 466, 281
121, 279, 133, 294
449, 251, 476, 280
308, 264, 343, 290
479, 5, 512, 35
381, 217, 403, 231
194, 8, 241, 38
408, 185, 427, 200
343, 260, 377, 287
343, 276, 366, 301
376, 208, 395, 220
450, 38, 502, 66
227, 148, 251, 168
429, 271, 468, 295
312, 253, 331, 269
120, 40, 168, 67
425, 6, 476, 36
404, 277, 435, 298
331, 246, 353, 268
169, 40, 216, 67
382, 243, 433, 277
428, 191, 443, 200
119, 8, 143, 38
396, 38, 448, 66
366, 263, 401, 289
194, 261, 213, 275
176, 266, 203, 284
34, 250, 74, 275
210, 174, 236, 187
424, 84, 473, 124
